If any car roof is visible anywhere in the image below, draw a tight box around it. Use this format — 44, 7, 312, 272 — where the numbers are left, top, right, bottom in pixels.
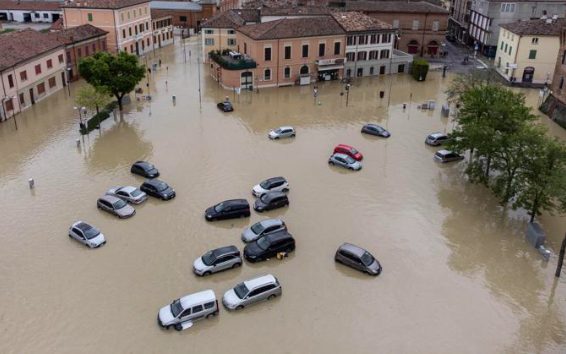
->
179, 289, 216, 308
436, 150, 451, 155
259, 218, 284, 227
74, 221, 94, 231
339, 243, 368, 257
332, 153, 350, 159
263, 176, 286, 184
429, 132, 447, 138
119, 186, 137, 193
336, 144, 354, 150
144, 179, 167, 187
243, 274, 277, 289
134, 161, 153, 168
222, 199, 248, 206
265, 230, 293, 243
262, 191, 287, 200
99, 195, 121, 203
212, 245, 239, 257
365, 123, 381, 128
278, 126, 293, 130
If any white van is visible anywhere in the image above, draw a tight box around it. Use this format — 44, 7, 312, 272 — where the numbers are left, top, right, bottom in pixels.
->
158, 289, 218, 331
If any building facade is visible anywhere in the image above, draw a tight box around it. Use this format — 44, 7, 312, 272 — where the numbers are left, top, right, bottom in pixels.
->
1, 29, 67, 122
550, 28, 566, 103
0, 0, 62, 23
152, 14, 174, 49
62, 0, 153, 55
495, 18, 563, 86
149, 0, 216, 31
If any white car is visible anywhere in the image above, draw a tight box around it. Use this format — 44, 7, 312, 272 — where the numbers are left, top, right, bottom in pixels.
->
158, 290, 219, 331
106, 186, 148, 204
328, 153, 362, 171
68, 221, 106, 248
222, 274, 282, 311
241, 218, 287, 243
268, 126, 295, 139
252, 176, 290, 197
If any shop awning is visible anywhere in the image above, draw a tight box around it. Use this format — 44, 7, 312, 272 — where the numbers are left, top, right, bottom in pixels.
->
318, 65, 344, 71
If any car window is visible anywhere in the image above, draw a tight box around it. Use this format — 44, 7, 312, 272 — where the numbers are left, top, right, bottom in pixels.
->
192, 305, 203, 313
265, 226, 276, 233
213, 256, 227, 265
204, 301, 215, 310
117, 191, 128, 197
180, 308, 191, 317
263, 284, 276, 291
247, 288, 262, 297
272, 181, 283, 188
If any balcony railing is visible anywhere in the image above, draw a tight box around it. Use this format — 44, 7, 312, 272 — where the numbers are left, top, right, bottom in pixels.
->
209, 51, 257, 70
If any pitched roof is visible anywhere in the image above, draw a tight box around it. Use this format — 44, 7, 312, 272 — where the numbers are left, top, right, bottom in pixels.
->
0, 29, 64, 72
331, 11, 392, 32
150, 1, 202, 11
261, 6, 331, 16
0, 0, 61, 11
237, 16, 344, 40
62, 0, 149, 10
345, 1, 449, 14
48, 24, 108, 45
201, 9, 260, 28
501, 18, 566, 36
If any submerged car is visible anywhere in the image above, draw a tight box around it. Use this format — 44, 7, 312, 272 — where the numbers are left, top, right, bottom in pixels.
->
334, 144, 363, 161
243, 231, 295, 262
97, 195, 136, 218
425, 132, 450, 146
335, 243, 382, 276
328, 153, 362, 171
241, 218, 287, 243
222, 274, 282, 311
434, 149, 464, 163
253, 191, 289, 212
205, 199, 250, 221
361, 124, 390, 138
106, 186, 148, 204
268, 126, 295, 139
193, 245, 242, 276
217, 101, 234, 112
252, 176, 290, 197
140, 179, 176, 200
68, 221, 106, 248
131, 161, 159, 178
158, 290, 219, 331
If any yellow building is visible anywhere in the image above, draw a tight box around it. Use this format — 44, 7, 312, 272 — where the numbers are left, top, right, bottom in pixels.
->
495, 18, 565, 87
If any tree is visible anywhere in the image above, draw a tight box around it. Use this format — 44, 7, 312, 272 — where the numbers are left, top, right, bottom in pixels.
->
75, 84, 111, 114
79, 52, 145, 111
445, 68, 500, 107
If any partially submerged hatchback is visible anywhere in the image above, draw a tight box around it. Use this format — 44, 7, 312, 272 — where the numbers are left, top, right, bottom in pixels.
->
131, 161, 159, 178
333, 144, 363, 161
434, 149, 464, 163
425, 132, 449, 146
106, 186, 147, 204
241, 218, 287, 243
205, 199, 250, 221
268, 126, 295, 139
252, 176, 289, 197
253, 191, 289, 212
335, 243, 382, 276
244, 231, 295, 262
68, 221, 106, 248
328, 153, 362, 171
158, 290, 219, 331
193, 245, 242, 276
97, 195, 136, 218
140, 179, 176, 200
222, 274, 282, 311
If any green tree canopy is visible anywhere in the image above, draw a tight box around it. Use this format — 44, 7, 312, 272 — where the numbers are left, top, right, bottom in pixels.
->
75, 84, 111, 114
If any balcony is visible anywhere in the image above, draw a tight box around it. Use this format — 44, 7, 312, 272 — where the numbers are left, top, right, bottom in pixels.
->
209, 51, 257, 71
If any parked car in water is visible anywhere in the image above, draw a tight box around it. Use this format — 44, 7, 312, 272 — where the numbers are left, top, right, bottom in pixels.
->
193, 245, 242, 276
425, 132, 450, 146
434, 149, 464, 163
252, 176, 290, 197
131, 161, 159, 178
158, 290, 219, 331
253, 191, 289, 212
335, 243, 382, 276
222, 274, 282, 311
97, 195, 136, 218
205, 199, 250, 221
68, 221, 106, 248
244, 231, 295, 262
268, 126, 295, 139
140, 179, 176, 200
241, 218, 287, 243
361, 124, 390, 138
328, 153, 362, 171
106, 186, 148, 204
217, 101, 234, 112
333, 144, 363, 161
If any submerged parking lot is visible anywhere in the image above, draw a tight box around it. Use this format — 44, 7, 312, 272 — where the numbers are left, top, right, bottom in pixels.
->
1, 41, 566, 354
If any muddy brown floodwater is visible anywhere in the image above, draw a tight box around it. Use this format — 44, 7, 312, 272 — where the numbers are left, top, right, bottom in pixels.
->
1, 40, 566, 354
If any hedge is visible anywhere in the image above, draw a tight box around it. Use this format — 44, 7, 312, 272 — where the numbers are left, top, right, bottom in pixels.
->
411, 59, 430, 81
80, 101, 118, 135
208, 50, 257, 70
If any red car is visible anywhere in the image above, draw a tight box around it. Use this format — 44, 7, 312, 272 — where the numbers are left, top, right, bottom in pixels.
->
333, 144, 363, 161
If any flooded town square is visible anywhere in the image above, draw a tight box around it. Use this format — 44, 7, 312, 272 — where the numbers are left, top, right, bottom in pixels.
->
2, 40, 566, 354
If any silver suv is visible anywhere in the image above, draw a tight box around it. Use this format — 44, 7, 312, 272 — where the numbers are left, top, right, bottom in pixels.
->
241, 219, 287, 243
222, 274, 282, 310
158, 290, 219, 331
193, 245, 242, 276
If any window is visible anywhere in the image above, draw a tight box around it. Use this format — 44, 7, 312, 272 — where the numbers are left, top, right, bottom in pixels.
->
43, 13, 48, 19
8, 74, 14, 88
508, 46, 512, 55
5, 99, 13, 111
92, 44, 96, 53
205, 38, 214, 45
227, 38, 236, 46
504, 43, 508, 52
284, 67, 291, 78
58, 54, 64, 64
334, 42, 340, 55
87, 13, 93, 21
35, 64, 42, 75
204, 302, 215, 310
264, 47, 272, 61
19, 93, 24, 105
302, 44, 309, 58
412, 20, 419, 30
85, 46, 90, 56
77, 48, 82, 58
318, 43, 325, 57
133, 9, 136, 17
67, 51, 71, 62
129, 27, 132, 36
347, 36, 355, 46
227, 29, 235, 35
192, 305, 203, 313
284, 46, 291, 59
121, 13, 124, 22
180, 16, 187, 22
370, 34, 377, 44
500, 3, 516, 13
34, 13, 39, 18
20, 70, 27, 81
392, 19, 399, 28
369, 50, 379, 60
383, 34, 391, 43
146, 22, 149, 31
135, 26, 138, 35
47, 59, 53, 69
528, 50, 537, 59
37, 82, 45, 95
264, 69, 271, 80
123, 29, 126, 38
244, 42, 247, 54
432, 20, 439, 31
127, 12, 130, 20
562, 50, 566, 64
531, 37, 539, 45
369, 67, 374, 75
358, 35, 367, 45
500, 41, 504, 50
357, 51, 367, 61
205, 29, 213, 34
380, 49, 390, 59
346, 52, 355, 61
48, 77, 56, 88
147, 38, 150, 46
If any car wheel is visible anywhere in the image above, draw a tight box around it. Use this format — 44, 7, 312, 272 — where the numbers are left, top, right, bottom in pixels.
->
236, 305, 244, 310
165, 324, 172, 330
286, 202, 290, 206
291, 134, 295, 137
328, 161, 334, 165
206, 313, 216, 319
203, 271, 211, 276
274, 136, 279, 140
174, 324, 182, 331
282, 188, 289, 192
232, 262, 241, 269
349, 166, 354, 170
268, 294, 276, 300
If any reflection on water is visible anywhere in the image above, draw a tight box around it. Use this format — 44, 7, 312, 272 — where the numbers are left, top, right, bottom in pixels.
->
0, 40, 565, 354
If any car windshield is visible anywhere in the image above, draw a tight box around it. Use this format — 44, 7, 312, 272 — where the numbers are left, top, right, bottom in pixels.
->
350, 148, 358, 154
201, 251, 216, 266
234, 283, 249, 299
170, 299, 184, 318
360, 252, 375, 266
260, 194, 271, 203
214, 203, 224, 212
275, 128, 282, 134
257, 236, 271, 250
374, 126, 383, 132
344, 156, 356, 164
113, 199, 127, 209
82, 225, 100, 239
250, 222, 265, 235
156, 183, 168, 192
259, 180, 271, 189
130, 189, 143, 197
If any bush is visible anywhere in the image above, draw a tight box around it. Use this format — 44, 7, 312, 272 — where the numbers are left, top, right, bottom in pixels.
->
411, 59, 429, 81
208, 50, 257, 70
80, 101, 117, 134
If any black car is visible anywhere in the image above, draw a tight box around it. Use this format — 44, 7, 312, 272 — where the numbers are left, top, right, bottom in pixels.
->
217, 102, 234, 112
140, 179, 175, 200
361, 124, 390, 138
253, 191, 289, 212
244, 231, 295, 262
131, 161, 160, 178
205, 199, 250, 221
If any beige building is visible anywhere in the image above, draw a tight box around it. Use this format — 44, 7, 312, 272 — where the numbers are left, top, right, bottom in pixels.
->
495, 18, 565, 87
62, 0, 153, 55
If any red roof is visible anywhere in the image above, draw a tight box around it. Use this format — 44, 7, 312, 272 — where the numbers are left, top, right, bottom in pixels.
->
0, 29, 64, 72
62, 0, 149, 10
0, 0, 61, 11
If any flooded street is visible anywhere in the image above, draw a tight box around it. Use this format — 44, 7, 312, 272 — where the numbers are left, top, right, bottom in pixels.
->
1, 40, 566, 353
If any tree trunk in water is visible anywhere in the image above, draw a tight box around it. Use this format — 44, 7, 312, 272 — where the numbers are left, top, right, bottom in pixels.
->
485, 155, 491, 178
117, 96, 123, 111
529, 196, 539, 223
95, 104, 99, 114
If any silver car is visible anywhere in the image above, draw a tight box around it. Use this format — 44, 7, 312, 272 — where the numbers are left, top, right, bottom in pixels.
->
193, 245, 242, 276
68, 221, 106, 248
106, 186, 148, 204
241, 219, 287, 243
222, 274, 282, 311
425, 132, 449, 146
268, 126, 295, 139
434, 149, 464, 163
335, 243, 382, 275
328, 153, 362, 171
97, 195, 136, 218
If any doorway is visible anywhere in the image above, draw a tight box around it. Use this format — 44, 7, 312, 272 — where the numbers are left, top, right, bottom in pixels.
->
29, 88, 35, 105
241, 71, 253, 90
522, 67, 534, 83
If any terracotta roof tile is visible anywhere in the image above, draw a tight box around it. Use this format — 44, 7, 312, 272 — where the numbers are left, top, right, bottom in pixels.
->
237, 16, 344, 40
260, 6, 331, 16
0, 0, 61, 11
501, 18, 566, 36
201, 9, 260, 28
48, 24, 108, 44
0, 29, 64, 72
331, 11, 392, 32
62, 0, 149, 10
345, 1, 448, 14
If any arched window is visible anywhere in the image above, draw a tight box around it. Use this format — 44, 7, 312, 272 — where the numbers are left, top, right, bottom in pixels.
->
300, 65, 309, 75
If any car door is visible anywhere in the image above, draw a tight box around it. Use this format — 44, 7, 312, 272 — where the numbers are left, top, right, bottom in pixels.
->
146, 184, 156, 196
190, 304, 205, 321
347, 252, 364, 271
336, 156, 346, 167
72, 227, 85, 243
178, 308, 191, 323
213, 255, 231, 272
116, 190, 130, 202
263, 225, 279, 235
133, 165, 142, 175
101, 200, 111, 212
244, 286, 268, 305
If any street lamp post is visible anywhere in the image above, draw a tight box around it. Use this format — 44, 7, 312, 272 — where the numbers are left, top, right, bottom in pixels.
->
66, 67, 72, 96
345, 83, 351, 106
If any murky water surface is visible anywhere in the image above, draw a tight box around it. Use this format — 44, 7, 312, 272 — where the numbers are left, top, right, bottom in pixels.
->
1, 40, 566, 354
